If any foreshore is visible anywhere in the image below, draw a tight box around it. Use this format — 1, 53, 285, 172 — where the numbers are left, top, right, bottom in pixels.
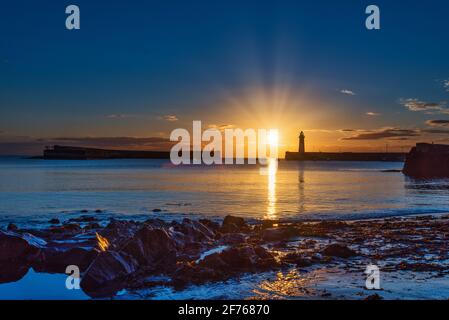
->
1, 213, 448, 300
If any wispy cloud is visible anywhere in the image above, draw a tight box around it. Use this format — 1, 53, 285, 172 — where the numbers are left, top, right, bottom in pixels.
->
105, 114, 137, 119
425, 119, 449, 127
366, 112, 380, 116
340, 89, 356, 96
163, 115, 179, 122
444, 80, 449, 92
208, 124, 235, 131
400, 98, 448, 113
341, 128, 420, 140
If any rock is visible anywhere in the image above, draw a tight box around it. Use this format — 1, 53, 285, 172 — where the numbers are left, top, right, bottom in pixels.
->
100, 220, 141, 250
262, 220, 279, 229
49, 223, 82, 234
34, 247, 98, 273
223, 215, 246, 227
0, 261, 30, 284
0, 231, 44, 283
81, 225, 178, 298
396, 261, 444, 272
364, 293, 383, 300
202, 244, 277, 273
219, 233, 247, 245
221, 215, 248, 233
7, 223, 18, 231
318, 221, 348, 230
179, 219, 215, 242
152, 208, 162, 212
121, 226, 177, 268
69, 215, 98, 223
174, 244, 278, 286
283, 253, 313, 267
81, 251, 139, 298
199, 219, 220, 232
0, 230, 43, 262
321, 244, 357, 258
403, 143, 449, 178
49, 218, 60, 225
84, 222, 101, 230
261, 226, 299, 242
94, 209, 103, 213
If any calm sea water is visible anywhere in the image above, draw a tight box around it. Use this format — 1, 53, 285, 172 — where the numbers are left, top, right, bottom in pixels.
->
1, 157, 448, 227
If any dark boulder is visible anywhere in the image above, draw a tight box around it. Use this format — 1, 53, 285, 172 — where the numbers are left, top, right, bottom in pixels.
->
7, 223, 18, 231
403, 143, 449, 178
261, 226, 299, 242
199, 219, 220, 232
0, 231, 44, 283
173, 244, 278, 287
283, 252, 313, 267
0, 261, 30, 284
121, 226, 177, 268
364, 293, 383, 300
194, 245, 276, 278
0, 231, 43, 262
178, 219, 215, 242
81, 225, 178, 298
220, 215, 248, 233
49, 218, 60, 225
262, 220, 279, 229
81, 250, 139, 298
33, 247, 98, 274
321, 244, 357, 258
84, 222, 101, 230
100, 220, 141, 250
49, 223, 82, 235
219, 233, 247, 245
69, 215, 98, 223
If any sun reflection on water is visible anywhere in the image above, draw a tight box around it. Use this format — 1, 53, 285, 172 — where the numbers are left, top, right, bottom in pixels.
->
265, 158, 278, 220
252, 269, 324, 299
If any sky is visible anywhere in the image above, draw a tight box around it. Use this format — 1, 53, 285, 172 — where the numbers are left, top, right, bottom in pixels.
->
0, 0, 448, 155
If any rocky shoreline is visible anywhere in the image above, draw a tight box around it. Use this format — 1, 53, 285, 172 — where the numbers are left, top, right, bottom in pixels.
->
1, 214, 448, 299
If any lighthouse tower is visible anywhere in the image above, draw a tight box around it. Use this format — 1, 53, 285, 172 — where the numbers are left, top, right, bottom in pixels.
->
299, 131, 305, 154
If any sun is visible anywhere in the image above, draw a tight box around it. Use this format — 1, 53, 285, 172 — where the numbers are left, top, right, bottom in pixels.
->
267, 129, 279, 148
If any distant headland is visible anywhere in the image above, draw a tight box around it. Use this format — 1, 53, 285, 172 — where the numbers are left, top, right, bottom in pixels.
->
41, 145, 171, 160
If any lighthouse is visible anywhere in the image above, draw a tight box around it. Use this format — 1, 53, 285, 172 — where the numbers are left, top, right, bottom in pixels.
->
299, 131, 305, 154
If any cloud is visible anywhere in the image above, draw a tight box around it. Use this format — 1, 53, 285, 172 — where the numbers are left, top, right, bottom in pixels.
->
400, 98, 448, 113
208, 124, 235, 131
421, 129, 449, 134
366, 112, 380, 116
425, 119, 449, 127
340, 89, 356, 96
106, 114, 137, 119
341, 128, 420, 140
51, 136, 171, 148
163, 115, 179, 122
444, 80, 449, 92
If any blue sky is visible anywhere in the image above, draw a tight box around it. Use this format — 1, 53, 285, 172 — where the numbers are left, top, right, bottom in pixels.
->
0, 0, 448, 154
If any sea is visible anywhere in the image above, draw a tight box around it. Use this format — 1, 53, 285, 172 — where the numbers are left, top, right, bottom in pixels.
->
1, 157, 449, 300
1, 157, 449, 228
